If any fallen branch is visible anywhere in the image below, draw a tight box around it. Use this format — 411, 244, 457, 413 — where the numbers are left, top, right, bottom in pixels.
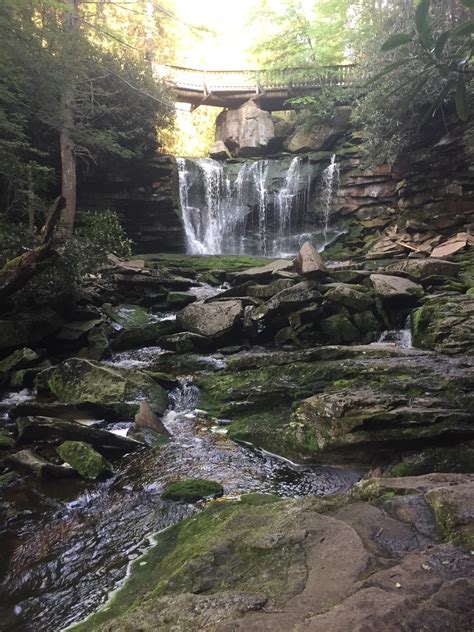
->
0, 196, 65, 303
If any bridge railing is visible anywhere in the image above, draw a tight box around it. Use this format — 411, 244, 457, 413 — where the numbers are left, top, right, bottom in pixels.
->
156, 64, 356, 93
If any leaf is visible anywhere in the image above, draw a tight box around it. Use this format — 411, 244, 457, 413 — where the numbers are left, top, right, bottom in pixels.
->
451, 21, 474, 38
415, 0, 430, 34
434, 31, 450, 59
419, 26, 432, 50
461, 0, 474, 8
364, 58, 414, 86
456, 77, 469, 121
381, 33, 413, 52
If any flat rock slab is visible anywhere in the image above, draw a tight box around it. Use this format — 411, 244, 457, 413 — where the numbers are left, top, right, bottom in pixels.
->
370, 274, 423, 299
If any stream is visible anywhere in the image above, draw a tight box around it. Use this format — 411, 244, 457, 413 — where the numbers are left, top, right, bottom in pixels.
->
0, 288, 361, 632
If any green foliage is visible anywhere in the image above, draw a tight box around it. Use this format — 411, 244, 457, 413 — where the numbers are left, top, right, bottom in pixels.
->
373, 0, 473, 123
251, 0, 351, 72
356, 0, 473, 162
0, 0, 175, 219
3, 210, 132, 306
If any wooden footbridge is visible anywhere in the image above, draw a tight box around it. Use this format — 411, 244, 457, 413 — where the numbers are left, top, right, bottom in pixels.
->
156, 64, 356, 110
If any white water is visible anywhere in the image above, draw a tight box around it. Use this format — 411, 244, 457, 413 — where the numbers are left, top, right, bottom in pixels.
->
178, 155, 339, 257
319, 154, 340, 247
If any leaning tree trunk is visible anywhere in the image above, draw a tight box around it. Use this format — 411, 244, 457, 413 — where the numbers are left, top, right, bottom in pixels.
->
0, 196, 65, 305
59, 0, 79, 238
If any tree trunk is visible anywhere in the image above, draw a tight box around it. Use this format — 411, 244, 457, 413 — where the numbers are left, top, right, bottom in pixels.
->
59, 0, 79, 238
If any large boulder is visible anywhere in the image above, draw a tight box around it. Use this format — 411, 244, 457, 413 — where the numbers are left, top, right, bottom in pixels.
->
323, 284, 373, 312
283, 106, 351, 153
215, 103, 275, 157
57, 441, 113, 480
294, 242, 328, 277
177, 300, 243, 338
386, 259, 460, 282
412, 294, 474, 354
370, 274, 424, 300
39, 358, 169, 417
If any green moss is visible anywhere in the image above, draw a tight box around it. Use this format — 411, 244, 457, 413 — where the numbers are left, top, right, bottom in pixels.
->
161, 479, 224, 502
0, 431, 15, 449
386, 444, 474, 477
135, 254, 270, 274
70, 499, 305, 631
57, 441, 113, 479
239, 493, 283, 505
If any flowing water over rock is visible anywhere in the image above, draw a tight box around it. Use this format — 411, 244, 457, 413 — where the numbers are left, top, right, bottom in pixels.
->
0, 350, 360, 632
178, 155, 340, 257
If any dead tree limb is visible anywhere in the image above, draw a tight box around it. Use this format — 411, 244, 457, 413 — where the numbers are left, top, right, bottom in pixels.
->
0, 196, 65, 302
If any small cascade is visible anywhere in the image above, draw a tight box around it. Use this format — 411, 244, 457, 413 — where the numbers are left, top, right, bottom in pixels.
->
319, 154, 340, 247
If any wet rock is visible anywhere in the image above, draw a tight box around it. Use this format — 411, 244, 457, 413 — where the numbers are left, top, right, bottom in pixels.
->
411, 293, 474, 354
3, 449, 75, 479
40, 358, 169, 416
70, 473, 474, 632
199, 351, 473, 465
134, 401, 170, 437
112, 319, 177, 351
166, 291, 196, 307
16, 416, 140, 452
370, 274, 424, 300
0, 348, 39, 379
106, 304, 151, 329
159, 331, 212, 353
161, 479, 224, 502
57, 441, 113, 480
177, 300, 243, 338
294, 241, 328, 277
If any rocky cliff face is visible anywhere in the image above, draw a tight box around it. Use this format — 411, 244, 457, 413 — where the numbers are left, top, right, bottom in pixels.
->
78, 155, 185, 254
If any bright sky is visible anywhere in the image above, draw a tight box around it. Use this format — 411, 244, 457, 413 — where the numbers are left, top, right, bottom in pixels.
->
173, 0, 262, 69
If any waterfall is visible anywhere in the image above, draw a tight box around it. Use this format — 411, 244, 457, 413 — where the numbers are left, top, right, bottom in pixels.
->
319, 154, 340, 247
274, 156, 310, 256
248, 160, 269, 256
177, 155, 332, 257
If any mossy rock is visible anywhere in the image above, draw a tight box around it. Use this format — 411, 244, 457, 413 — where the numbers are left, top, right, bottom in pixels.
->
0, 347, 39, 379
42, 358, 168, 417
239, 493, 283, 506
0, 431, 15, 449
161, 479, 224, 502
386, 443, 474, 477
411, 294, 474, 354
70, 498, 307, 631
57, 441, 113, 479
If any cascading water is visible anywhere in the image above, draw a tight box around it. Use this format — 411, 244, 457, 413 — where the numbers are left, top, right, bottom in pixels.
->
178, 154, 338, 257
319, 154, 340, 247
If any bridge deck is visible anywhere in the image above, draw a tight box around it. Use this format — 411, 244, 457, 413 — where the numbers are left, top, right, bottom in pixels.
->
157, 64, 356, 110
